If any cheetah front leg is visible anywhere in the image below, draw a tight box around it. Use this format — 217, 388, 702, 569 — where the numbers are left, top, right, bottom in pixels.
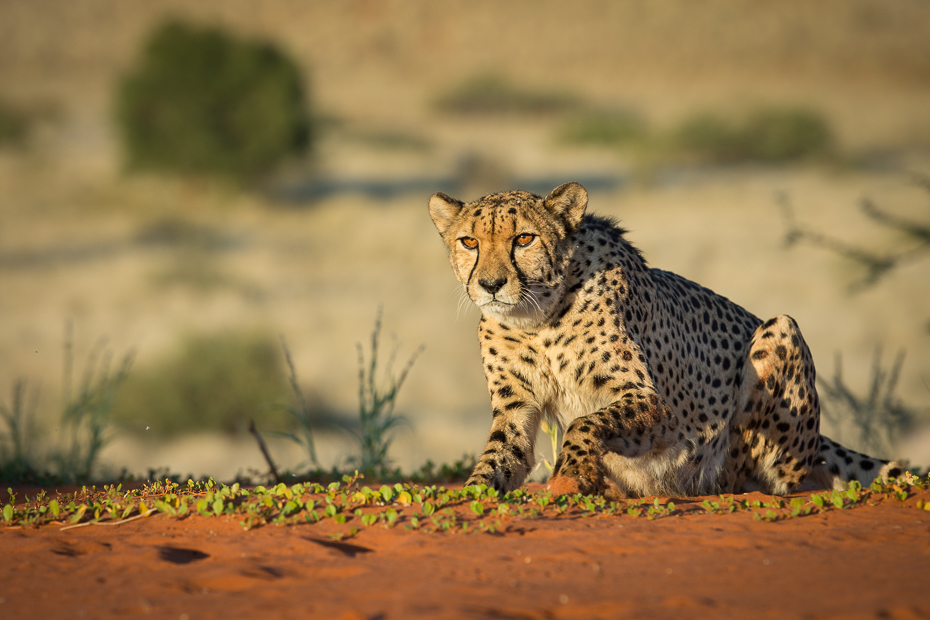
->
548, 389, 680, 496
464, 385, 542, 492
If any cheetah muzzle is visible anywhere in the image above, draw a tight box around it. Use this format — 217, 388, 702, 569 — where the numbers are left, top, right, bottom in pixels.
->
429, 182, 905, 497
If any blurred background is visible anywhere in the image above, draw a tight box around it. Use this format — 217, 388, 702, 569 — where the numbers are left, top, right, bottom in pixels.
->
1, 0, 929, 482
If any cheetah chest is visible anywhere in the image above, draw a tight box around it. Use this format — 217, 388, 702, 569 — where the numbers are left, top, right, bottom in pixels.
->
534, 330, 633, 431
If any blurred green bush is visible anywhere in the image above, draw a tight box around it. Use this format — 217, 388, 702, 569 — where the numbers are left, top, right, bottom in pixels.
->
555, 109, 647, 147
670, 107, 833, 163
116, 20, 311, 180
556, 105, 833, 165
113, 332, 292, 436
0, 100, 29, 146
435, 74, 580, 116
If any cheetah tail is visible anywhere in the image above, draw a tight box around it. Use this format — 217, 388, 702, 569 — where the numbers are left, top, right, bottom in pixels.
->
805, 435, 906, 491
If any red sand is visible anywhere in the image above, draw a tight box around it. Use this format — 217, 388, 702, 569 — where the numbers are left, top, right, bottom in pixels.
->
2, 486, 929, 619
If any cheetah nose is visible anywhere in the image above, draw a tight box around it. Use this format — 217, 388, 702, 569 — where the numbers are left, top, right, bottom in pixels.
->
478, 277, 507, 295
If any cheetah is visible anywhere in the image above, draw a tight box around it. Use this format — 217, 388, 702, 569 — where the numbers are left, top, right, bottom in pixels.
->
428, 182, 904, 497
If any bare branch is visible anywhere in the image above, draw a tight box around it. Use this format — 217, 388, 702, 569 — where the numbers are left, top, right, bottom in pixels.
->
779, 181, 930, 292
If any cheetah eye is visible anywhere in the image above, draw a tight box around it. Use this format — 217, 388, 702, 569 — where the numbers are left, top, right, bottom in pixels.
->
460, 237, 478, 249
515, 233, 536, 247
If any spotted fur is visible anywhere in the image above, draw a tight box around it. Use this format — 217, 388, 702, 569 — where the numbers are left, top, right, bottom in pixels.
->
429, 182, 904, 497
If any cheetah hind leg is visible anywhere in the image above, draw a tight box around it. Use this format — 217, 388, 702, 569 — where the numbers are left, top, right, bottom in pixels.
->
801, 435, 906, 491
726, 315, 827, 495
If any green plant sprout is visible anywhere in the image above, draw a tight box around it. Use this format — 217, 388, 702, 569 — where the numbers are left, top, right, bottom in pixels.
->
57, 329, 134, 481
3, 471, 926, 534
1, 324, 133, 484
539, 414, 561, 474
0, 379, 39, 477
274, 335, 321, 471
350, 308, 423, 475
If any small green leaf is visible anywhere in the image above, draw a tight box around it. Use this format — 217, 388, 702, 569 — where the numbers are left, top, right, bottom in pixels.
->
334, 514, 347, 524
48, 500, 60, 519
212, 498, 224, 516
470, 500, 484, 515
155, 500, 176, 515
380, 485, 394, 503
70, 504, 87, 524
2, 504, 13, 523
324, 504, 337, 519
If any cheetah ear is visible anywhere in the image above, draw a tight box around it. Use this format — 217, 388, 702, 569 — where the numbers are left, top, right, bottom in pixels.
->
543, 182, 588, 234
429, 192, 465, 236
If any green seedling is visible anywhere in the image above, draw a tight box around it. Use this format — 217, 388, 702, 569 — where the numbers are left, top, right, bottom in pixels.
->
350, 309, 423, 476
1, 473, 926, 532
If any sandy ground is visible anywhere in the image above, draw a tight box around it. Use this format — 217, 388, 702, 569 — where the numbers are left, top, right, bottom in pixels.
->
1, 483, 929, 619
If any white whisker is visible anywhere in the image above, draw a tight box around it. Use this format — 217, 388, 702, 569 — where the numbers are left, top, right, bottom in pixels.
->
456, 284, 473, 320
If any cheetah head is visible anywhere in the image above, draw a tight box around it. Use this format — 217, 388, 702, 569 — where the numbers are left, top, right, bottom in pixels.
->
429, 182, 588, 328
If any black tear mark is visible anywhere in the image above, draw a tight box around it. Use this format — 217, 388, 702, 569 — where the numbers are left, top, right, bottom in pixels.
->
158, 546, 209, 564
305, 537, 375, 558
